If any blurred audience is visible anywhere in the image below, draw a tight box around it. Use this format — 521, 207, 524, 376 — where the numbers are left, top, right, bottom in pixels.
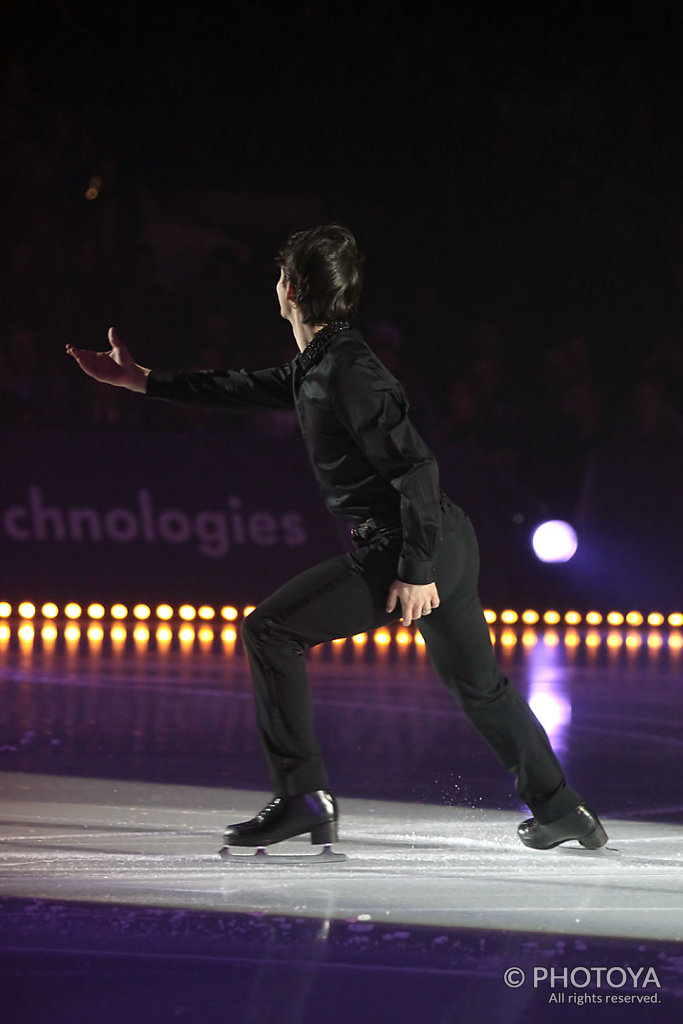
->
2, 48, 683, 527
367, 321, 435, 435
0, 324, 71, 426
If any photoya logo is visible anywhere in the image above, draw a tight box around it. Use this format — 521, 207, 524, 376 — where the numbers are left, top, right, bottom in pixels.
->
504, 965, 661, 1006
1, 487, 307, 558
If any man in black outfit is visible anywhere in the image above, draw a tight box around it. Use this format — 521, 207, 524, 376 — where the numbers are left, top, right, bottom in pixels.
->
67, 224, 607, 853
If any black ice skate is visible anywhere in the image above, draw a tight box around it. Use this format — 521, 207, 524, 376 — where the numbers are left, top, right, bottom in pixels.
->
517, 804, 608, 850
219, 790, 347, 864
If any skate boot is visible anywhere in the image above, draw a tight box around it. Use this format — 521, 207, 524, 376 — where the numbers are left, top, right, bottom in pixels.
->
518, 803, 608, 850
223, 790, 339, 848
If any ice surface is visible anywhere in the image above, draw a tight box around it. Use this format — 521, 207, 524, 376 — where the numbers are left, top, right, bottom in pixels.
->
1, 772, 681, 942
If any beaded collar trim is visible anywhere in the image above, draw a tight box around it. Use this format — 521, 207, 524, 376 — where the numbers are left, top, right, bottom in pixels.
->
297, 320, 351, 372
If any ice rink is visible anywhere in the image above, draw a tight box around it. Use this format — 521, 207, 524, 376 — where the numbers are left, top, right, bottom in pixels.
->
1, 616, 682, 1022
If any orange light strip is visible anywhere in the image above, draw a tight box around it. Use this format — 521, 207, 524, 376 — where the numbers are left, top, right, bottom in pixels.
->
1, 603, 682, 638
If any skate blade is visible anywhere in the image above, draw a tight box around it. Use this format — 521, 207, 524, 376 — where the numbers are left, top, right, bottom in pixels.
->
219, 843, 347, 865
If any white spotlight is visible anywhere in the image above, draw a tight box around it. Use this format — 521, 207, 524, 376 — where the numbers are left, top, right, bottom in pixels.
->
532, 520, 578, 563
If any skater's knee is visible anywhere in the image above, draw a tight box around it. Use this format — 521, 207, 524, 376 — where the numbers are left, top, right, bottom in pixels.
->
240, 607, 268, 649
240, 608, 305, 656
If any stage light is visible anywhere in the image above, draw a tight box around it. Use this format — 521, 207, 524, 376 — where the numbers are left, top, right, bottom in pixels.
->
156, 625, 172, 646
85, 175, 102, 200
543, 630, 560, 647
18, 623, 34, 644
110, 624, 126, 644
332, 637, 345, 645
647, 632, 663, 650
198, 626, 214, 645
669, 633, 683, 650
607, 633, 622, 648
531, 520, 578, 563
0, 624, 10, 643
565, 630, 580, 647
41, 624, 58, 643
65, 624, 81, 643
16, 598, 680, 652
626, 633, 642, 650
585, 631, 601, 648
179, 625, 195, 645
501, 630, 517, 647
221, 626, 237, 644
0, 603, 11, 618
522, 630, 538, 647
133, 625, 150, 645
87, 624, 104, 644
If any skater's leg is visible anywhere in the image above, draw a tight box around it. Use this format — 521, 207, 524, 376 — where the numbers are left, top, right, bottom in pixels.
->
224, 544, 398, 850
419, 507, 582, 823
241, 546, 397, 798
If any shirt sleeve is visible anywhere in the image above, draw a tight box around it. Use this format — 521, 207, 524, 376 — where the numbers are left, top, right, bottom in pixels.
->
328, 353, 442, 584
146, 363, 295, 412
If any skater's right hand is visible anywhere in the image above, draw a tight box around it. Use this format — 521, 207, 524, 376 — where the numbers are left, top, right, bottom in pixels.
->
66, 328, 150, 393
386, 579, 440, 628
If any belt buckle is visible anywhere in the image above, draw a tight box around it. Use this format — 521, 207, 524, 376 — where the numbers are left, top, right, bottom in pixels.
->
351, 518, 377, 543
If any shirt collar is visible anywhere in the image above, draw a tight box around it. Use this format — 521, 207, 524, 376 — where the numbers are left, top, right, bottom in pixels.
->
296, 320, 350, 373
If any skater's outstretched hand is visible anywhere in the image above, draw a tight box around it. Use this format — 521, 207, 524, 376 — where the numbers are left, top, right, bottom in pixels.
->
66, 328, 150, 393
386, 580, 440, 628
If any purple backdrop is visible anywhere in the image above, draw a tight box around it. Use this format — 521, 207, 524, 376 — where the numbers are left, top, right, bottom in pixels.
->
0, 427, 344, 605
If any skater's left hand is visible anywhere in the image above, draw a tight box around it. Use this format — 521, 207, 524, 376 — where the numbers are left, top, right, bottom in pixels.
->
386, 580, 440, 627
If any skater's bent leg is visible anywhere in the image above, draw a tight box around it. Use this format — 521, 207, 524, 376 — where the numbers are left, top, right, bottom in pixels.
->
241, 550, 395, 797
421, 515, 582, 822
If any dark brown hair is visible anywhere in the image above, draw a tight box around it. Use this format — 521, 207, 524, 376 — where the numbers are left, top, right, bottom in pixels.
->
276, 224, 364, 324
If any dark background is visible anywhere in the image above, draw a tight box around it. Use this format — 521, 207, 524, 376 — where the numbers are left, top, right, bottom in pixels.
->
2, 0, 683, 607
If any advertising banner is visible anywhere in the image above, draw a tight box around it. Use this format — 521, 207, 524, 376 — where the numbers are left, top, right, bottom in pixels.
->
0, 426, 344, 605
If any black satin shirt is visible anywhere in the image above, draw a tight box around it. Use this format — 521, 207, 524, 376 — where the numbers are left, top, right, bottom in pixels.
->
147, 321, 442, 584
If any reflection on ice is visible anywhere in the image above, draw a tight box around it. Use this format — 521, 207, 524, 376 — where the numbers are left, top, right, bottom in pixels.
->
527, 633, 572, 750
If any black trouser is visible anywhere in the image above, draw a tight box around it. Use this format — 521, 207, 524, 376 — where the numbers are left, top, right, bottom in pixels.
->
241, 499, 582, 824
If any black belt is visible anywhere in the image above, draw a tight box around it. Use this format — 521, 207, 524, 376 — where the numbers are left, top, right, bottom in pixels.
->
351, 491, 452, 546
350, 518, 402, 546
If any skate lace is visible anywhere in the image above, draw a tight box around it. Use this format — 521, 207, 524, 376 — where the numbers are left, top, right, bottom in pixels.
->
257, 797, 283, 821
